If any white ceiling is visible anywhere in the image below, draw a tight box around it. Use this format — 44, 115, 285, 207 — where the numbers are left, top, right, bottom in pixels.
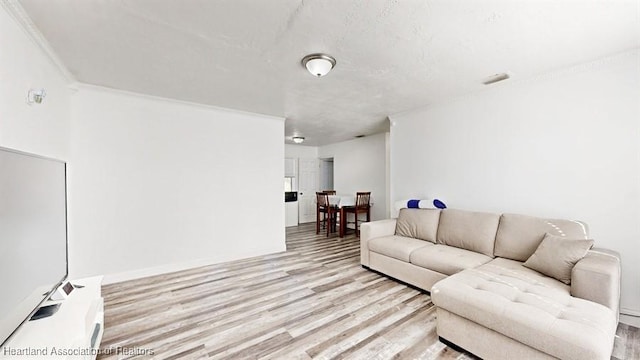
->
17, 0, 640, 146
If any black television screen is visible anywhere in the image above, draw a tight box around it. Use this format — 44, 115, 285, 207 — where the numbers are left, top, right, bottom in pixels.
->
0, 147, 68, 347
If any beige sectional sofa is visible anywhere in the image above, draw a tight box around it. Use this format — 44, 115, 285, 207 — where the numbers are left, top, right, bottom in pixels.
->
360, 208, 621, 360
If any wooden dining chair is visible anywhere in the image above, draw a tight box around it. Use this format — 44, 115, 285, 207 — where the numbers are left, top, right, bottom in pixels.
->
323, 191, 338, 232
342, 192, 371, 237
316, 192, 339, 237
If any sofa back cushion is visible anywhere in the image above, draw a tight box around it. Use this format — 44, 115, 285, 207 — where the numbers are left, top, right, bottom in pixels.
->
494, 213, 589, 262
395, 208, 441, 243
436, 209, 500, 257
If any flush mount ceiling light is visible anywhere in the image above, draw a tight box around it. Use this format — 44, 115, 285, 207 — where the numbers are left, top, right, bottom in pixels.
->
292, 136, 305, 144
301, 53, 336, 77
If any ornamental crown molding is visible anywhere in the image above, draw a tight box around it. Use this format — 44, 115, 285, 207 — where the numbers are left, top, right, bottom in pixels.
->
2, 0, 75, 82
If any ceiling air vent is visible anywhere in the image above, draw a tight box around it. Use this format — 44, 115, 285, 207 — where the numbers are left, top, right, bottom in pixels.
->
482, 73, 510, 85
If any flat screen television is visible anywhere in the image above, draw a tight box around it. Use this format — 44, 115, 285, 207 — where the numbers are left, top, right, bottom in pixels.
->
0, 147, 68, 347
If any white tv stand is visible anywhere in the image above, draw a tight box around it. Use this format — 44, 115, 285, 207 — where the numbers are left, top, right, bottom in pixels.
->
1, 276, 104, 360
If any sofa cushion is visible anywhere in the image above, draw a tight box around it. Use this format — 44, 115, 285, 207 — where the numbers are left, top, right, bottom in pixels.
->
523, 233, 594, 284
395, 208, 441, 243
495, 213, 589, 262
436, 209, 500, 257
410, 244, 492, 276
368, 235, 432, 262
432, 258, 617, 360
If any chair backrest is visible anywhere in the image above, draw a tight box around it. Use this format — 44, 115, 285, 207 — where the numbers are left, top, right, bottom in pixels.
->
316, 192, 330, 207
355, 192, 371, 208
323, 190, 337, 195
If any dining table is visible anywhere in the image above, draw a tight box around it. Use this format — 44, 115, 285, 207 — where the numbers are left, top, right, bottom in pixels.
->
328, 195, 355, 208
328, 195, 374, 238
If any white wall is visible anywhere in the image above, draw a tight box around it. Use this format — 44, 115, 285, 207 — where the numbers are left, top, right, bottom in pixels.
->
319, 133, 389, 221
389, 50, 640, 314
68, 86, 285, 280
3, 2, 287, 283
285, 144, 318, 159
0, 5, 71, 159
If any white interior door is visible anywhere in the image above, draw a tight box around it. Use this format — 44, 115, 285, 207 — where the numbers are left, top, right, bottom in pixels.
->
298, 158, 319, 223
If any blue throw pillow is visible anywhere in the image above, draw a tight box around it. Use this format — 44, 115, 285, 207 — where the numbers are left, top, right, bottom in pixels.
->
433, 199, 446, 209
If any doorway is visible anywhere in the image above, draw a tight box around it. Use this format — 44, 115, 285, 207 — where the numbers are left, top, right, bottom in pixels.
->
319, 158, 334, 192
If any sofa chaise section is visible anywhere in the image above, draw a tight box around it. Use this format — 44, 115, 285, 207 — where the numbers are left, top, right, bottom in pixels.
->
432, 258, 617, 360
359, 208, 621, 360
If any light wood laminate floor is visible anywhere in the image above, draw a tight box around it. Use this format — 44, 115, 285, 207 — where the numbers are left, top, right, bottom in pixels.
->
99, 223, 639, 360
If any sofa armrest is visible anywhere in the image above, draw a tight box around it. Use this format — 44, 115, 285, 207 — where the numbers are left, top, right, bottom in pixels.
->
571, 248, 621, 318
360, 219, 397, 266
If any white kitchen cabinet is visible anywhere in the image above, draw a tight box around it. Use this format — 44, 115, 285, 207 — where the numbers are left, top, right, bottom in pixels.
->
285, 201, 298, 227
284, 158, 297, 177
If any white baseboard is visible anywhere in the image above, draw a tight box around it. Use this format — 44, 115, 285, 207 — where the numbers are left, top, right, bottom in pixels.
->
102, 257, 225, 285
101, 245, 286, 285
620, 307, 640, 317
